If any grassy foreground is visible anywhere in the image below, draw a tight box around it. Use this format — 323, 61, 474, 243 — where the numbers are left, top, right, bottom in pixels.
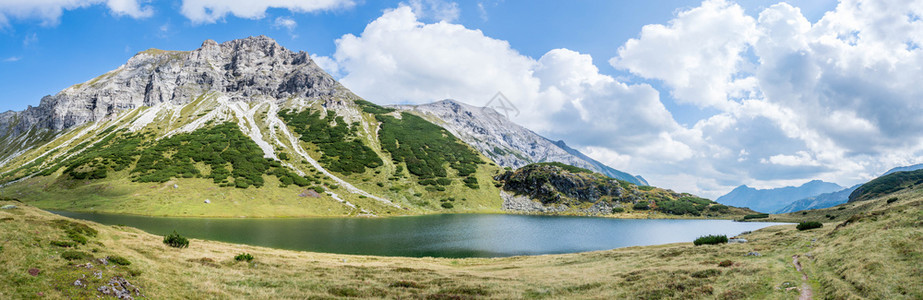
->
0, 191, 920, 299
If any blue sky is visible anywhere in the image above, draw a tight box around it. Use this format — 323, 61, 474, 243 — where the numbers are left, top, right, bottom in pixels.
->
2, 0, 920, 198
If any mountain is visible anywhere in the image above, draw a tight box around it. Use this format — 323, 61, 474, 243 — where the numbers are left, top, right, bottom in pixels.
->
774, 184, 860, 213
716, 180, 843, 213
393, 100, 648, 186
849, 168, 923, 202
0, 36, 504, 217
779, 163, 923, 213
495, 162, 753, 217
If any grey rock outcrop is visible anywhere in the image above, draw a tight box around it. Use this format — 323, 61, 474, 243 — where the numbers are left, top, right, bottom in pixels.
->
0, 36, 345, 160
394, 100, 647, 185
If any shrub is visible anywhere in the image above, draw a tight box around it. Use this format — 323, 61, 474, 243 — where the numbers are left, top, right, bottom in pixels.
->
638, 185, 655, 191
796, 221, 823, 231
329, 287, 361, 297
718, 260, 733, 267
390, 280, 424, 289
441, 202, 454, 209
163, 231, 189, 248
633, 202, 649, 210
743, 213, 769, 220
51, 240, 76, 248
108, 255, 131, 266
887, 197, 898, 204
234, 253, 254, 262
612, 207, 625, 213
708, 204, 730, 213
693, 235, 728, 246
61, 250, 91, 261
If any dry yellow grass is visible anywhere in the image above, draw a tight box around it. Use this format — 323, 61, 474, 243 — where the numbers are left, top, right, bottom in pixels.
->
0, 189, 919, 299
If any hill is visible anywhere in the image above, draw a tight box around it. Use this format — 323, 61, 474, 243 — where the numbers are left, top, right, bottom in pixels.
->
0, 36, 503, 217
716, 180, 843, 213
395, 100, 648, 186
1, 180, 919, 298
775, 184, 860, 214
849, 168, 923, 202
495, 162, 752, 218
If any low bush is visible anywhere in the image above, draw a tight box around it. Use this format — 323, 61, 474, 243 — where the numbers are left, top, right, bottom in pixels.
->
61, 250, 91, 261
441, 202, 454, 209
633, 202, 649, 210
611, 207, 625, 213
796, 221, 823, 231
390, 280, 424, 289
693, 235, 728, 246
718, 260, 733, 267
108, 255, 131, 266
887, 197, 898, 204
163, 231, 189, 248
743, 213, 770, 220
51, 240, 76, 248
234, 253, 254, 262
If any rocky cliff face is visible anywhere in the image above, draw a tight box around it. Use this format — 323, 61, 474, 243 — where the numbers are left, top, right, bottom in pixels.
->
394, 100, 648, 186
0, 36, 345, 162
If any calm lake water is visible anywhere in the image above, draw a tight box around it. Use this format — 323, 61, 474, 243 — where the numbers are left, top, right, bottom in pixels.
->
51, 211, 785, 258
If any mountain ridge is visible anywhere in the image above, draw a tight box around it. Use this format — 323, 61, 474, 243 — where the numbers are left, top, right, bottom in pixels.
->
716, 179, 843, 213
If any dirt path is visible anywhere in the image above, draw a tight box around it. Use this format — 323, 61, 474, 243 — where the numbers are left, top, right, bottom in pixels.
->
792, 255, 813, 300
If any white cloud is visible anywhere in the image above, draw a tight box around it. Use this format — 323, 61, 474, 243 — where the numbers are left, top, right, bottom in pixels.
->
311, 54, 340, 77
3, 56, 21, 62
610, 0, 758, 110
22, 33, 37, 46
180, 0, 353, 24
273, 16, 297, 31
0, 0, 153, 27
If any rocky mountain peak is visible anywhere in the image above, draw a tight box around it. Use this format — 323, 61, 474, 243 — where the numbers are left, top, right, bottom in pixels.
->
0, 36, 345, 152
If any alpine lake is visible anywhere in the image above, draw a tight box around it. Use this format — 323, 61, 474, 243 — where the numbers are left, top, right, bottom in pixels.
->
51, 211, 786, 258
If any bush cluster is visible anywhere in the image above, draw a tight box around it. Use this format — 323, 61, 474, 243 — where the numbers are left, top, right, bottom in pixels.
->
693, 235, 728, 246
796, 221, 823, 231
163, 231, 189, 248
376, 112, 482, 188
743, 213, 770, 220
656, 196, 712, 216
107, 255, 131, 266
279, 110, 382, 175
234, 253, 254, 262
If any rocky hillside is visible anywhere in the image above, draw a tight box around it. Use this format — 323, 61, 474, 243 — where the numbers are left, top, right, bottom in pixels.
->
495, 162, 752, 217
394, 100, 648, 186
716, 180, 843, 213
0, 36, 503, 217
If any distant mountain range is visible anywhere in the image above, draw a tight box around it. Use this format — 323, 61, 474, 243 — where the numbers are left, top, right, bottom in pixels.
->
394, 100, 648, 186
774, 163, 923, 213
716, 180, 843, 213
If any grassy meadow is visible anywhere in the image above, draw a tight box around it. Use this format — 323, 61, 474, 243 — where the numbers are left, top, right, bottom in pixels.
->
0, 186, 919, 299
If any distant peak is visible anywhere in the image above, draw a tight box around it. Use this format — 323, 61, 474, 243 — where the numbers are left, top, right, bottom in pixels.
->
201, 39, 218, 48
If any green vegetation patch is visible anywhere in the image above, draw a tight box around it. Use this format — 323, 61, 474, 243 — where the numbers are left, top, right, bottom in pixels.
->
796, 221, 823, 231
743, 213, 770, 220
279, 110, 382, 175
531, 162, 594, 174
376, 112, 483, 187
849, 169, 923, 202
693, 235, 728, 246
655, 196, 713, 216
163, 231, 189, 248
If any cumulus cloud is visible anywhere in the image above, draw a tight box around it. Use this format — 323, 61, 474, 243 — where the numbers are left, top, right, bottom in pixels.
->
0, 0, 153, 27
610, 0, 758, 109
180, 0, 353, 24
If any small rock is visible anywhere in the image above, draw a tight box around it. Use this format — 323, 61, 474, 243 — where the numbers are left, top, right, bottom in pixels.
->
729, 238, 748, 243
1, 205, 17, 209
173, 184, 178, 189
746, 251, 762, 257
204, 199, 211, 204
73, 279, 85, 287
